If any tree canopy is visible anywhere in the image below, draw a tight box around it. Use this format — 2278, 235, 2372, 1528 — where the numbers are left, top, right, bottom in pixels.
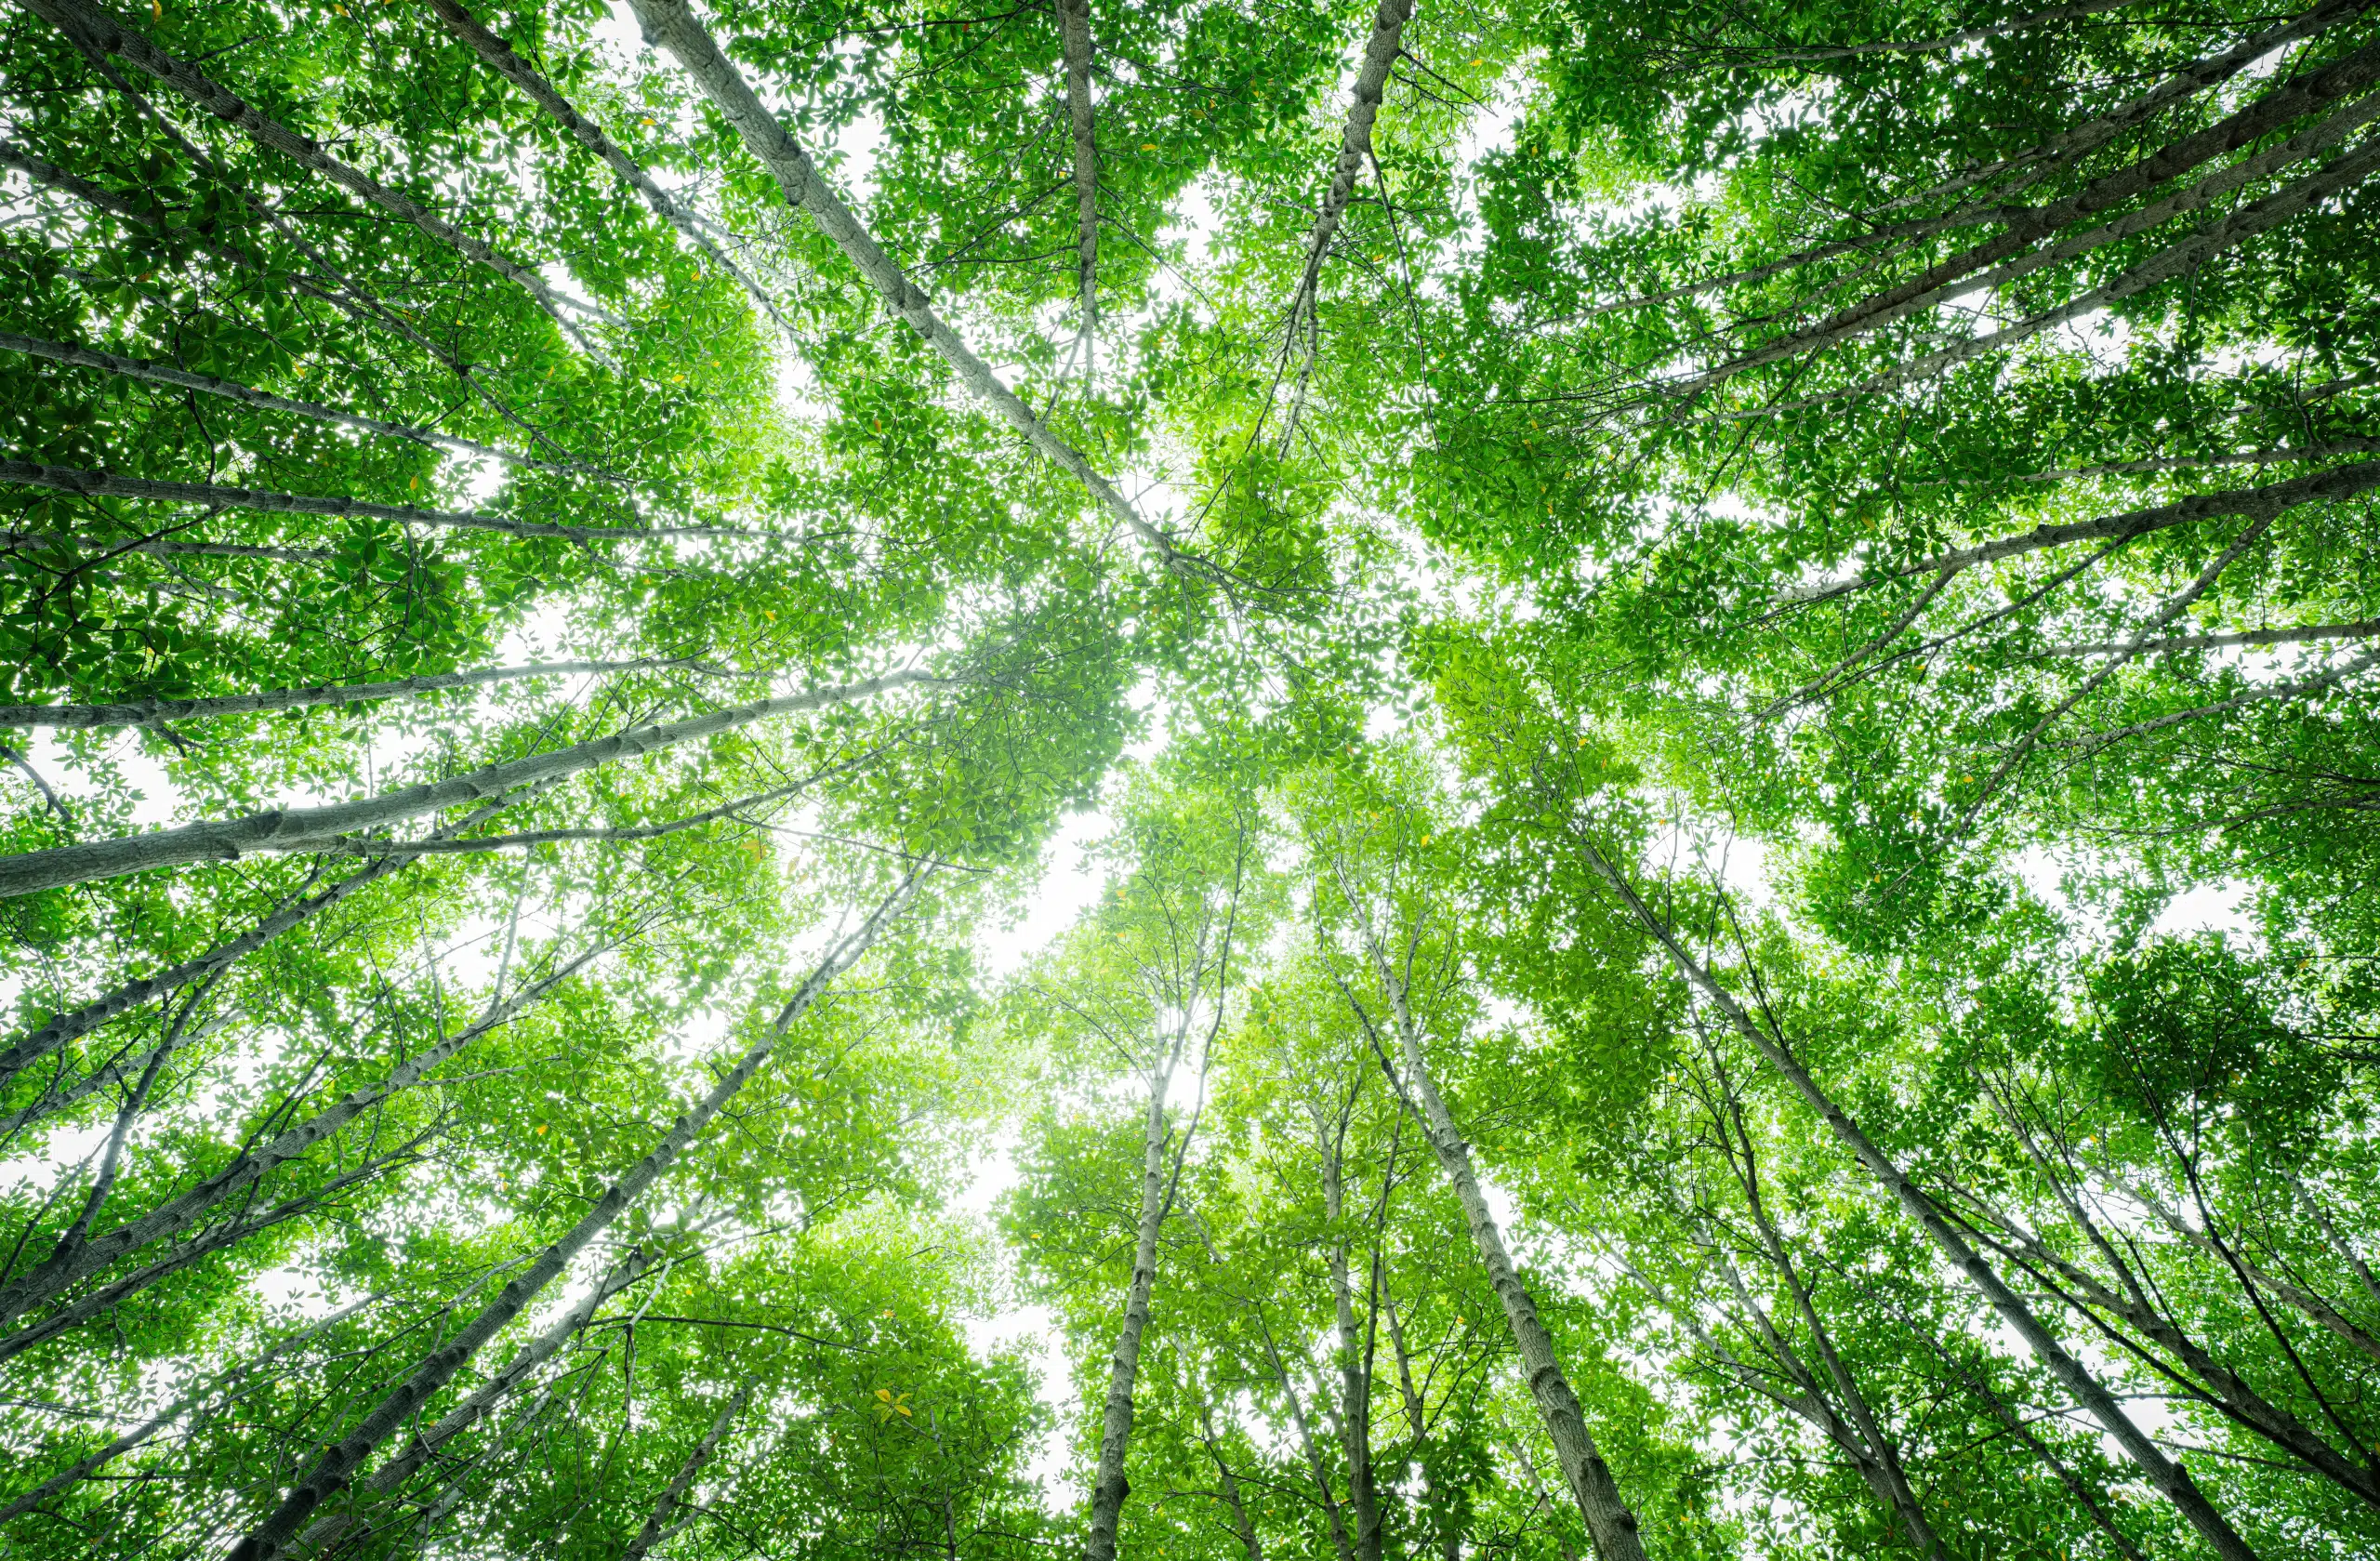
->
3, 0, 2378, 1556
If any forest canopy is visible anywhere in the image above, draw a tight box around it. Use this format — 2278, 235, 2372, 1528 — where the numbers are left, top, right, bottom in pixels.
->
2, 0, 2378, 1557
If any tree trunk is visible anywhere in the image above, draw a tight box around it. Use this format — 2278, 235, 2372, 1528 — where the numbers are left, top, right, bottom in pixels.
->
0, 458, 744, 544
0, 945, 604, 1330
427, 0, 787, 337
1382, 1009, 1648, 1561
0, 655, 733, 732
28, 0, 618, 365
0, 329, 565, 477
1056, 0, 1098, 373
1252, 1314, 1357, 1561
295, 1253, 653, 1551
1085, 1077, 1176, 1561
1289, 0, 1416, 331
1575, 837, 2262, 1561
622, 1382, 753, 1561
622, 0, 1197, 575
0, 670, 927, 900
225, 874, 916, 1561
1323, 1158, 1383, 1561
1197, 1395, 1263, 1561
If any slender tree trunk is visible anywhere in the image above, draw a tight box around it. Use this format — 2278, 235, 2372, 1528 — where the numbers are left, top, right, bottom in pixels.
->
427, 0, 787, 337
225, 874, 917, 1561
0, 656, 734, 731
296, 1253, 654, 1550
1382, 1272, 1463, 1561
1197, 1394, 1263, 1561
1056, 0, 1098, 374
0, 790, 521, 1092
622, 0, 1198, 575
1672, 34, 2380, 394
0, 329, 559, 476
0, 945, 604, 1331
1786, 457, 2380, 609
1572, 835, 2262, 1561
622, 1382, 753, 1561
1707, 1051, 1943, 1556
2113, 1172, 2380, 1367
1377, 1003, 1648, 1561
1323, 1159, 1383, 1561
28, 0, 619, 365
1252, 1314, 1357, 1561
0, 458, 745, 544
0, 669, 928, 900
1086, 1075, 1177, 1561
0, 1144, 427, 1365
0, 1293, 374, 1523
1289, 0, 1416, 331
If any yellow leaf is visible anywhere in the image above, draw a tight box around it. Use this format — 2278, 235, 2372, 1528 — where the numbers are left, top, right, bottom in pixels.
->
536, 1123, 548, 1134
896, 1404, 912, 1417
876, 1388, 892, 1401
152, 0, 161, 16
1140, 143, 1157, 152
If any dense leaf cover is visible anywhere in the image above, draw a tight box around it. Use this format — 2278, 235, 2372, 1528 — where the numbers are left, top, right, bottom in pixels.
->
2, 0, 2377, 1556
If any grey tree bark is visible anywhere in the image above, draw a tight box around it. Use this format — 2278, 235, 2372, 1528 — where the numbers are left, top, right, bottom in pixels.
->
27, 0, 620, 366
1085, 1073, 1180, 1561
1288, 0, 1416, 333
0, 945, 607, 1331
0, 657, 734, 731
0, 458, 749, 544
226, 872, 919, 1561
621, 0, 1208, 578
0, 669, 930, 900
621, 1382, 754, 1561
428, 0, 788, 338
1571, 832, 2263, 1561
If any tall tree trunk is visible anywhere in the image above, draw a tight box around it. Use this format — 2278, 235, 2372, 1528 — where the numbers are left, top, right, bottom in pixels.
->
1323, 1158, 1383, 1561
622, 0, 1199, 575
0, 669, 927, 900
622, 1382, 753, 1561
1251, 1311, 1357, 1561
1197, 1394, 1263, 1561
295, 1252, 653, 1551
427, 0, 787, 337
0, 1293, 375, 1523
1382, 1270, 1461, 1561
1572, 834, 2262, 1561
1374, 997, 1648, 1561
0, 329, 568, 476
0, 458, 746, 544
1085, 1076, 1177, 1561
28, 0, 620, 366
225, 874, 918, 1561
1289, 0, 1416, 332
1056, 0, 1098, 375
0, 656, 732, 732
0, 945, 606, 1331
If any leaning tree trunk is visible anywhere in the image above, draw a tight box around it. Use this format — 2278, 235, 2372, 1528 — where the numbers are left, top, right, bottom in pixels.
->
1573, 833, 2262, 1561
1085, 1075, 1178, 1561
622, 1382, 755, 1561
225, 874, 918, 1561
1380, 992, 1648, 1561
0, 670, 927, 900
1322, 1159, 1383, 1561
